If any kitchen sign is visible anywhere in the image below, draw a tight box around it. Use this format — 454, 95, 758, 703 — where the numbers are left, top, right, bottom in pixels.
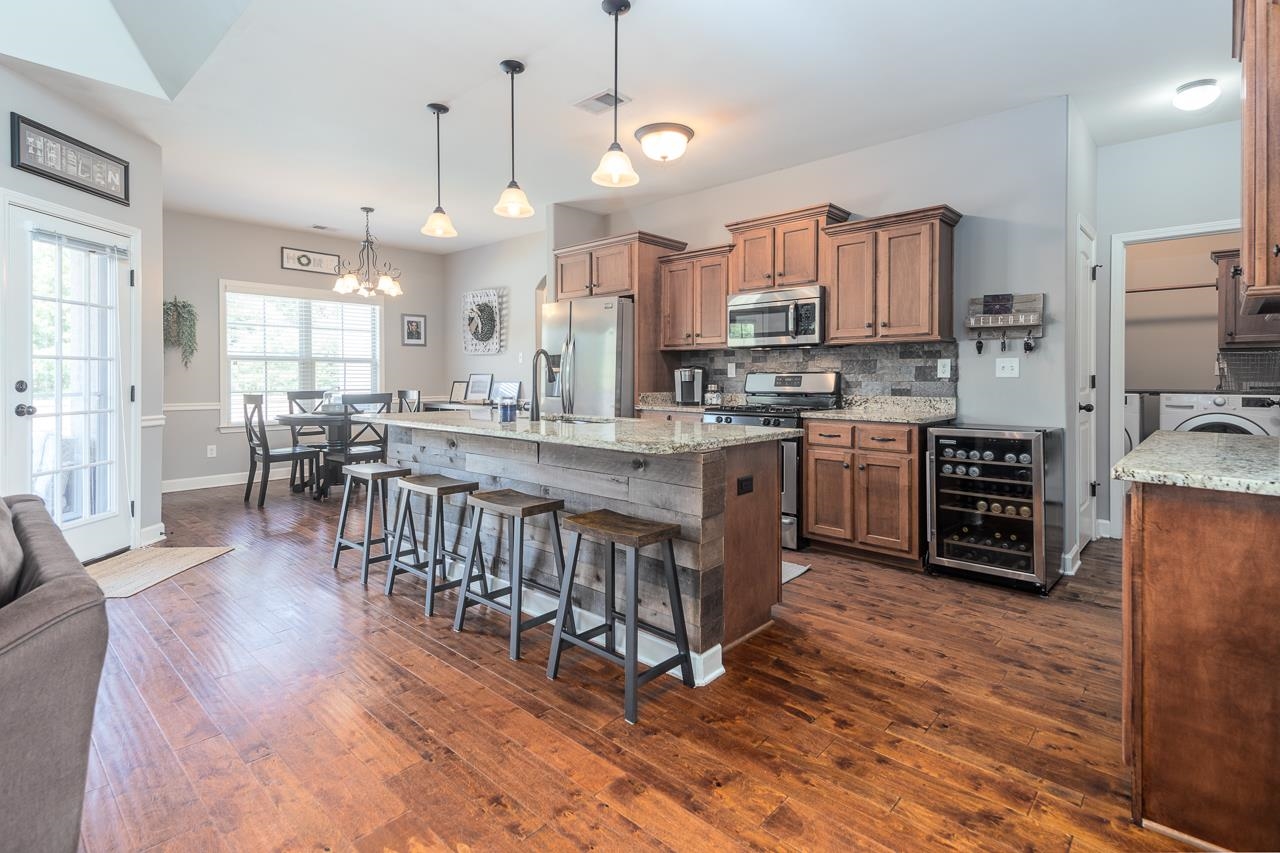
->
10, 113, 130, 206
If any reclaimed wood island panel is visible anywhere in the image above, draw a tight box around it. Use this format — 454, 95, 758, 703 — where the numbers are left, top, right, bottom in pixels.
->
357, 410, 802, 683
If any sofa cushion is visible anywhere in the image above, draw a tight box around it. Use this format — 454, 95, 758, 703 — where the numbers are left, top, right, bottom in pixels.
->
0, 498, 25, 606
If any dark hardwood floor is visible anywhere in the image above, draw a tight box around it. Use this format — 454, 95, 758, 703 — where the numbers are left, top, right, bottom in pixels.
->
79, 485, 1181, 852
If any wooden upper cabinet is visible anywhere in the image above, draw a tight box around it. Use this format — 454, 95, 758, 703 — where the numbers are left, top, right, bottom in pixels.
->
726, 204, 851, 294
591, 242, 634, 295
854, 453, 915, 554
658, 245, 732, 350
660, 260, 694, 348
823, 205, 960, 343
1216, 247, 1280, 345
556, 250, 592, 300
804, 446, 855, 542
826, 231, 877, 342
1237, 0, 1280, 314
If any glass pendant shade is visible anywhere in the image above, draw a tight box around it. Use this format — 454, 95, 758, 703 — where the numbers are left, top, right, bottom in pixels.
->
493, 181, 534, 218
376, 275, 395, 293
333, 273, 359, 294
635, 123, 693, 161
592, 142, 640, 187
421, 206, 457, 238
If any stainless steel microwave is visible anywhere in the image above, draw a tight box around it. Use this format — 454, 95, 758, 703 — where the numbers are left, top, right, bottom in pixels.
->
726, 285, 825, 348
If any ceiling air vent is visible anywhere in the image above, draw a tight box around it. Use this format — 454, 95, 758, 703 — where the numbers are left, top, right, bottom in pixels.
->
574, 88, 631, 115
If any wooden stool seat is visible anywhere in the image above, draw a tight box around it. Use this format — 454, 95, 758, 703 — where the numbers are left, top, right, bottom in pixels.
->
343, 462, 411, 481
562, 509, 681, 549
399, 474, 480, 497
467, 489, 564, 518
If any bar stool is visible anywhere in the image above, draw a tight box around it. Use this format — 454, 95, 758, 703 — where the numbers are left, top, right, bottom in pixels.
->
331, 462, 412, 584
385, 474, 482, 615
547, 508, 694, 724
452, 489, 568, 661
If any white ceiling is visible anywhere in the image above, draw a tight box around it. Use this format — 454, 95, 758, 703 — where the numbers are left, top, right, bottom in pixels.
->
3, 0, 1242, 253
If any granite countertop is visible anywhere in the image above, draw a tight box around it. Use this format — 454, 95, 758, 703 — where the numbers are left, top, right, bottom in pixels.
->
1112, 430, 1280, 496
803, 396, 957, 425
635, 403, 710, 414
355, 410, 802, 455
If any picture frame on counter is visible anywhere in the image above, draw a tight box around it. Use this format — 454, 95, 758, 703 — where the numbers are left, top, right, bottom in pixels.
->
448, 381, 469, 403
10, 113, 130, 205
493, 380, 521, 402
281, 246, 341, 275
400, 313, 426, 346
465, 373, 493, 403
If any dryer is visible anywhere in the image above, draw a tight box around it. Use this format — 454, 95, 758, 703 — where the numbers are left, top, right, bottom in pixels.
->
1159, 394, 1280, 436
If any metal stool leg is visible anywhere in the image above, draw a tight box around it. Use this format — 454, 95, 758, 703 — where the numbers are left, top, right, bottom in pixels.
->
663, 539, 695, 687
623, 543, 640, 725
331, 477, 355, 568
547, 511, 574, 635
424, 493, 442, 615
358, 477, 376, 584
547, 531, 582, 680
384, 488, 411, 595
453, 505, 485, 632
509, 516, 524, 661
604, 539, 617, 653
379, 480, 392, 556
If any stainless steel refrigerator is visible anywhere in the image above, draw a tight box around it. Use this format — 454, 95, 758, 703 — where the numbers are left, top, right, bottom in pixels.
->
539, 296, 635, 418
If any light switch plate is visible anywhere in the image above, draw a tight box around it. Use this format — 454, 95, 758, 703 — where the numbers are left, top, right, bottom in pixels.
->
996, 358, 1020, 378
936, 358, 952, 379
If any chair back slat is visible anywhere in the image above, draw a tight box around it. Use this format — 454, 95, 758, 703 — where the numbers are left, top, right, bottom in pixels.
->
397, 389, 422, 413
242, 394, 270, 454
287, 391, 327, 445
343, 392, 392, 448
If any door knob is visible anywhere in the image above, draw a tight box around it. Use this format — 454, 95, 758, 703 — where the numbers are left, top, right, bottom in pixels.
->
1079, 403, 1095, 413
15, 403, 37, 417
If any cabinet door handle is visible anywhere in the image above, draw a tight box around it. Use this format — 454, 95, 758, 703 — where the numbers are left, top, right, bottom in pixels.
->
869, 436, 897, 443
763, 272, 772, 279
865, 322, 873, 328
858, 463, 866, 470
819, 432, 841, 438
694, 333, 701, 338
1273, 244, 1279, 257
842, 461, 850, 469
880, 321, 888, 327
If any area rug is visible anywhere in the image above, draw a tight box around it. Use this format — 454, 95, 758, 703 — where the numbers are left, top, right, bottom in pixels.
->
781, 560, 811, 584
86, 546, 233, 598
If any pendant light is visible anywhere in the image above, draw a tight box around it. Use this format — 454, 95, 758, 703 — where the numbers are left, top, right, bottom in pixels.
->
421, 103, 457, 238
591, 0, 639, 188
494, 59, 534, 218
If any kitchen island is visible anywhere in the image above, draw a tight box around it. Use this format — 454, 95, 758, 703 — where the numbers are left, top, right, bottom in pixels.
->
1113, 431, 1280, 851
356, 409, 803, 684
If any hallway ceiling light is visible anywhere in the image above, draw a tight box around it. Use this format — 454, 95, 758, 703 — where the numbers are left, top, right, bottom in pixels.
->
1172, 78, 1220, 111
334, 207, 402, 297
421, 103, 457, 238
635, 122, 694, 162
591, 0, 640, 188
494, 59, 534, 218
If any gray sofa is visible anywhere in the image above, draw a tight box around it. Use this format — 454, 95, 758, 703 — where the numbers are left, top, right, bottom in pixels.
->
0, 495, 109, 853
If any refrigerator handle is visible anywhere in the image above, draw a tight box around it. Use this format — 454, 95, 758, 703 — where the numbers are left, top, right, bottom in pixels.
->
565, 335, 576, 414
558, 337, 570, 410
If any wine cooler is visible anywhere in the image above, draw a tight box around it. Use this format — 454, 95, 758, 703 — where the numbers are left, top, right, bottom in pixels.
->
926, 425, 1065, 593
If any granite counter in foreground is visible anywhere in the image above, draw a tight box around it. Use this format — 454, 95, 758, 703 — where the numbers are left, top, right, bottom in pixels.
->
1112, 431, 1280, 496
354, 409, 803, 454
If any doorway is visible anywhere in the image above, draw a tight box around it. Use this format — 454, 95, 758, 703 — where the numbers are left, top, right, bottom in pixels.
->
1073, 218, 1098, 564
1, 201, 140, 560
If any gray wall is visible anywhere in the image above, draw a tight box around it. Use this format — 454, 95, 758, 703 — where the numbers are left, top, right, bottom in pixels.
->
1095, 120, 1242, 522
160, 209, 446, 485
1, 63, 165, 531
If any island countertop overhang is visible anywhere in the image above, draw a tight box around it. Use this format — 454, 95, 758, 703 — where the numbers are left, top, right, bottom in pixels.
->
355, 410, 803, 455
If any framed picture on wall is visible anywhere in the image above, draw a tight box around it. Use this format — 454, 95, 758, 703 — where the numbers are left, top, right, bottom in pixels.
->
401, 313, 426, 346
449, 381, 469, 403
465, 373, 493, 403
281, 246, 341, 275
10, 113, 130, 205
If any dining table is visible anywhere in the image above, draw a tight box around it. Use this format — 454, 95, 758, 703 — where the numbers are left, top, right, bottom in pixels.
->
273, 410, 353, 499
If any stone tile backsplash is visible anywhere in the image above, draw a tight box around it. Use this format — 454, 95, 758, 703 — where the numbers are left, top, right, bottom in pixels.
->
675, 342, 959, 398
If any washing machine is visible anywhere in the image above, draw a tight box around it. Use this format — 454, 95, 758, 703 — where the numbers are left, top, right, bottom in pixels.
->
1159, 394, 1280, 435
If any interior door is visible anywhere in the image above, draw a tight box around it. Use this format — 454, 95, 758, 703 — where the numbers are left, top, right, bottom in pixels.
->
693, 255, 728, 347
775, 218, 819, 286
734, 226, 775, 291
1075, 220, 1098, 555
2, 206, 134, 560
876, 222, 935, 338
660, 260, 693, 348
827, 231, 877, 341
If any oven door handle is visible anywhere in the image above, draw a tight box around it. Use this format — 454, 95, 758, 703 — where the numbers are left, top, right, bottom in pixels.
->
788, 302, 798, 338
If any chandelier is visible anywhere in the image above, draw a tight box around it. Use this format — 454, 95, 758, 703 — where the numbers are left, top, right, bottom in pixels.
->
333, 206, 402, 297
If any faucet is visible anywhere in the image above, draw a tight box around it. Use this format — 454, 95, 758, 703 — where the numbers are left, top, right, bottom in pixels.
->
530, 348, 556, 422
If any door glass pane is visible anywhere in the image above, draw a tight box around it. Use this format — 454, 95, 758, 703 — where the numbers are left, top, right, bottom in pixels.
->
61, 246, 87, 300
33, 300, 57, 355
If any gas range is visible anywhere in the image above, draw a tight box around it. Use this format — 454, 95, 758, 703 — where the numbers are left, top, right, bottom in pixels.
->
703, 405, 810, 428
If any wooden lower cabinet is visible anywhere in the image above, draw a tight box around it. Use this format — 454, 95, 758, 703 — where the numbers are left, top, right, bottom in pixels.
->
803, 420, 922, 563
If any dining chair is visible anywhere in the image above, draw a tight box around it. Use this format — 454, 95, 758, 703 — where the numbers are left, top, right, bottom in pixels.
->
320, 392, 393, 479
286, 390, 327, 491
242, 394, 321, 508
397, 389, 422, 413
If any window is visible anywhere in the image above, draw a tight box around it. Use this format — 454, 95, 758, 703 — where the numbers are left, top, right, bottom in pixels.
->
221, 280, 381, 425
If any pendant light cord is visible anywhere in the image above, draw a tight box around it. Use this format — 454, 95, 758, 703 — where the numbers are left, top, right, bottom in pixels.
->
435, 110, 442, 208
612, 10, 619, 145
509, 70, 516, 183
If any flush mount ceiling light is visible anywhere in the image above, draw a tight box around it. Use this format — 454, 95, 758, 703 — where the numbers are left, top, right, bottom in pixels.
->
591, 0, 640, 188
1172, 78, 1221, 111
421, 103, 457, 238
333, 207, 402, 298
635, 122, 694, 162
494, 59, 534, 218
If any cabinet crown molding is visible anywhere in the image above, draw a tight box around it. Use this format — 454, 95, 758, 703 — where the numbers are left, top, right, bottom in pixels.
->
725, 203, 852, 233
824, 204, 963, 236
1210, 248, 1242, 263
554, 230, 687, 256
659, 243, 734, 264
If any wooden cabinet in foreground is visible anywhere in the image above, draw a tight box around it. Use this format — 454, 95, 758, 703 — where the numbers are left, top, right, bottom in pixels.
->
823, 205, 961, 343
1215, 247, 1280, 345
1235, 0, 1280, 314
660, 245, 732, 350
725, 204, 851, 293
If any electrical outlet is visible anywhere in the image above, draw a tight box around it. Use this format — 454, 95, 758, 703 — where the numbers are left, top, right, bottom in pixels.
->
995, 358, 1020, 378
727, 362, 737, 378
518, 352, 524, 365
206, 444, 217, 458
936, 358, 952, 379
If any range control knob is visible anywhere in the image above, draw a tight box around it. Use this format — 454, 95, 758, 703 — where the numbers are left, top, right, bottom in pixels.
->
1213, 396, 1227, 407
762, 417, 773, 427
715, 416, 724, 424
724, 416, 733, 424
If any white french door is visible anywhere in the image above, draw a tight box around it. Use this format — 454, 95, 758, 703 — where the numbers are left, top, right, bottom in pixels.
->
1074, 218, 1098, 558
2, 206, 135, 560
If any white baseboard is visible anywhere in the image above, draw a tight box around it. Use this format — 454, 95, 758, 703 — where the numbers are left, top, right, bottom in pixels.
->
1095, 518, 1120, 539
162, 466, 292, 494
1061, 542, 1082, 576
430, 555, 724, 686
140, 522, 166, 546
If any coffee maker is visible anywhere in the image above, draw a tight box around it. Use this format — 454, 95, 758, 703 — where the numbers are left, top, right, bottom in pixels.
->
673, 367, 705, 405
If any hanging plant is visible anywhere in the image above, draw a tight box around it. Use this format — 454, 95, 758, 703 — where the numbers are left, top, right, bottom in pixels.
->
163, 297, 198, 368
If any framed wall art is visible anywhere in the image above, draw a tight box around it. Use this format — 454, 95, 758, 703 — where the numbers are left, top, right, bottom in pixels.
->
281, 246, 341, 275
462, 288, 504, 355
10, 113, 130, 205
401, 313, 426, 346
